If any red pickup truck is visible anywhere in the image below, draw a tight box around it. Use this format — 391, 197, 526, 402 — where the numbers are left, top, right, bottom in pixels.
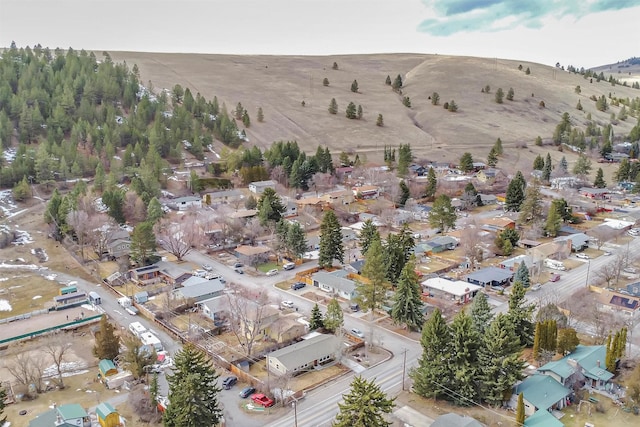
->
251, 393, 275, 408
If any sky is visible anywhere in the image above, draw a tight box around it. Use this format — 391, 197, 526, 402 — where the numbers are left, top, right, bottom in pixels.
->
1, 0, 639, 68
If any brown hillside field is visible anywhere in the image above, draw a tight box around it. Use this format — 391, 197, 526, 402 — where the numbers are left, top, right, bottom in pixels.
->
108, 51, 639, 179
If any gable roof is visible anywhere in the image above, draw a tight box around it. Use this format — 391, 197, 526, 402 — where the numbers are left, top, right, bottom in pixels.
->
312, 270, 356, 294
524, 409, 564, 427
96, 402, 117, 419
426, 235, 458, 247
466, 267, 514, 284
514, 375, 570, 411
98, 359, 116, 374
175, 279, 225, 299
422, 278, 483, 297
431, 413, 483, 427
538, 345, 613, 382
268, 334, 340, 370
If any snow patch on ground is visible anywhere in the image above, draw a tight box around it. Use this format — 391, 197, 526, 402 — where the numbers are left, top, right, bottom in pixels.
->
0, 262, 41, 270
32, 295, 42, 300
42, 360, 89, 379
43, 273, 57, 281
13, 228, 34, 245
3, 147, 16, 163
0, 300, 12, 311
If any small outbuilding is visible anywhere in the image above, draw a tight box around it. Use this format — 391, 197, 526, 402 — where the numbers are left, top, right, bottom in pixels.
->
98, 359, 118, 378
96, 401, 120, 427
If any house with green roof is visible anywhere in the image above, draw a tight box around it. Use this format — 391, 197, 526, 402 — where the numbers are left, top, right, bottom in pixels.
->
523, 408, 564, 427
537, 345, 614, 391
513, 374, 570, 416
29, 403, 89, 427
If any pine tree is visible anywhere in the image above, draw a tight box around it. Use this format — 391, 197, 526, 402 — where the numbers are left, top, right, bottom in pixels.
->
505, 171, 526, 212
130, 221, 157, 266
258, 187, 285, 225
402, 96, 411, 108
495, 88, 504, 104
385, 75, 391, 85
398, 181, 410, 206
411, 309, 452, 399
448, 311, 480, 405
518, 182, 543, 225
93, 315, 120, 361
533, 154, 544, 170
147, 197, 163, 223
507, 281, 535, 346
334, 376, 395, 427
542, 153, 552, 182
573, 155, 592, 178
544, 205, 562, 237
150, 373, 159, 410
470, 292, 494, 336
447, 100, 458, 112
357, 104, 363, 119
323, 298, 344, 333
323, 77, 330, 86
516, 393, 525, 426
428, 195, 457, 233
392, 74, 403, 91
424, 167, 437, 200
487, 147, 498, 167
163, 344, 222, 427
376, 113, 384, 127
328, 98, 338, 114
459, 152, 474, 173
493, 138, 504, 155
391, 259, 424, 331
514, 262, 530, 289
359, 219, 380, 256
431, 92, 440, 105
594, 167, 606, 188
557, 328, 580, 355
357, 239, 389, 315
506, 87, 515, 101
559, 156, 568, 173
479, 314, 525, 405
351, 80, 359, 93
332, 61, 339, 70
318, 210, 344, 268
346, 102, 357, 119
309, 303, 324, 330
257, 107, 264, 122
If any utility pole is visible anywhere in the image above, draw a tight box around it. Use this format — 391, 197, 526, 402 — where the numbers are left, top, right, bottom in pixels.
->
401, 348, 408, 391
292, 397, 298, 427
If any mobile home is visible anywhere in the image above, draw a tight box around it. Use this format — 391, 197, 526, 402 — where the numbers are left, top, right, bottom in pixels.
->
128, 322, 147, 338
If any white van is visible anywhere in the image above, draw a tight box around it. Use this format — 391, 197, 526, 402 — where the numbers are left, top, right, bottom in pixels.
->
282, 262, 295, 271
129, 321, 147, 337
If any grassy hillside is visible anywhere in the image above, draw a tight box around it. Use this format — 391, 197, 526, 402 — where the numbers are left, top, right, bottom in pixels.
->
108, 51, 640, 176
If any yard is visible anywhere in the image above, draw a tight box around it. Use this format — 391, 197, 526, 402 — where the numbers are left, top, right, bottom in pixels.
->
561, 395, 639, 427
0, 273, 63, 320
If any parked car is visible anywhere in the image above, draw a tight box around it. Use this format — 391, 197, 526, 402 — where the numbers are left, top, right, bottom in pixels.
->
251, 393, 275, 407
549, 273, 561, 282
291, 282, 306, 290
221, 376, 238, 390
349, 303, 360, 312
239, 386, 256, 398
281, 301, 294, 309
234, 267, 244, 274
282, 262, 295, 270
576, 253, 590, 259
623, 267, 638, 274
603, 251, 612, 256
234, 262, 244, 268
490, 285, 505, 292
530, 284, 542, 291
202, 264, 213, 271
266, 269, 279, 276
350, 328, 364, 338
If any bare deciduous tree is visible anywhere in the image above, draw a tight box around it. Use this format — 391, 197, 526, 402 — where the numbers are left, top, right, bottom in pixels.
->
595, 261, 618, 288
41, 332, 73, 388
310, 172, 337, 195
588, 225, 618, 250
87, 215, 120, 257
66, 209, 90, 261
243, 217, 264, 246
226, 284, 273, 357
5, 344, 48, 394
459, 223, 485, 269
124, 191, 147, 224
154, 213, 204, 261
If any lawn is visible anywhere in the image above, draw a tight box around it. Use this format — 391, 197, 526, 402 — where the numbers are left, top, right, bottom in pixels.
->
0, 274, 61, 320
257, 262, 279, 273
561, 396, 640, 427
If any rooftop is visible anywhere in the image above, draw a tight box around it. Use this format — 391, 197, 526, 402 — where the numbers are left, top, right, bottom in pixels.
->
422, 278, 483, 297
515, 374, 570, 411
466, 267, 514, 284
268, 334, 341, 371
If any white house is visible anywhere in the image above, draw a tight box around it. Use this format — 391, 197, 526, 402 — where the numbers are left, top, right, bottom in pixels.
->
249, 180, 277, 194
311, 270, 357, 301
267, 334, 341, 376
172, 196, 202, 211
421, 278, 482, 304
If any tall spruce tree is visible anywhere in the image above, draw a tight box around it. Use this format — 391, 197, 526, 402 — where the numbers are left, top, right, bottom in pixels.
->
518, 181, 545, 224
448, 311, 480, 405
507, 281, 535, 346
391, 258, 424, 331
470, 292, 494, 336
428, 194, 457, 233
424, 167, 437, 200
318, 210, 344, 268
542, 153, 552, 181
514, 262, 531, 289
358, 238, 389, 315
505, 171, 526, 212
163, 344, 222, 427
323, 298, 344, 333
478, 314, 525, 405
594, 167, 606, 188
309, 303, 324, 330
93, 315, 120, 361
359, 219, 380, 256
459, 152, 474, 173
334, 376, 395, 427
411, 309, 452, 399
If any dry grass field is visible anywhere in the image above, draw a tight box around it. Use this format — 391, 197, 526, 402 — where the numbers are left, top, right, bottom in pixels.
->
109, 51, 639, 180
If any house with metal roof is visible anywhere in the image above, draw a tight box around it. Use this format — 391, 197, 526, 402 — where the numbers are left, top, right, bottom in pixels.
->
28, 403, 90, 427
466, 267, 513, 288
423, 236, 458, 253
431, 413, 483, 427
172, 196, 202, 211
248, 180, 277, 194
311, 270, 357, 301
198, 295, 228, 321
499, 254, 534, 272
537, 345, 614, 390
421, 278, 482, 304
173, 279, 225, 303
554, 232, 590, 251
513, 374, 570, 416
98, 359, 118, 378
267, 334, 341, 376
523, 409, 564, 427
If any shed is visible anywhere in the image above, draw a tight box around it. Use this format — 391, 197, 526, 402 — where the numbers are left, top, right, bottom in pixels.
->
96, 402, 120, 427
134, 291, 149, 304
98, 359, 117, 378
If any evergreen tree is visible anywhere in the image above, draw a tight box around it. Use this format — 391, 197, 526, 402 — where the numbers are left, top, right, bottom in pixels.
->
398, 180, 410, 206
506, 87, 515, 101
328, 98, 338, 114
357, 104, 363, 119
376, 114, 384, 127
573, 155, 592, 178
605, 334, 615, 373
397, 144, 413, 176
163, 344, 222, 427
459, 152, 474, 173
257, 107, 264, 122
346, 102, 357, 119
147, 197, 164, 223
594, 167, 606, 188
309, 303, 324, 330
447, 100, 458, 112
402, 96, 411, 108
351, 80, 359, 93
495, 88, 504, 104
448, 311, 480, 405
470, 292, 494, 336
323, 77, 330, 86
121, 335, 156, 379
286, 222, 308, 260
487, 147, 498, 167
150, 373, 159, 410
431, 92, 440, 105
0, 383, 5, 425
332, 61, 339, 70
93, 315, 120, 361
323, 298, 344, 333
424, 167, 437, 200
518, 182, 543, 225
392, 74, 403, 91
557, 328, 580, 355
334, 376, 395, 427
542, 153, 552, 181
516, 393, 525, 426
514, 262, 531, 289
559, 156, 569, 174
544, 205, 562, 237
614, 158, 631, 183
258, 187, 285, 225
357, 238, 389, 315
493, 138, 504, 155
94, 162, 106, 192
12, 176, 30, 201
318, 210, 344, 268
478, 314, 525, 405
505, 171, 526, 212
533, 154, 544, 170
428, 194, 457, 233
535, 136, 543, 146
359, 219, 380, 256
411, 309, 452, 399
506, 281, 535, 346
385, 75, 391, 85
130, 221, 157, 266
391, 258, 424, 331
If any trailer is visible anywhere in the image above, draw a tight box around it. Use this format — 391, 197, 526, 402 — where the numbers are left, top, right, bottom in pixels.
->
139, 331, 163, 352
88, 291, 102, 305
128, 321, 147, 338
104, 370, 134, 390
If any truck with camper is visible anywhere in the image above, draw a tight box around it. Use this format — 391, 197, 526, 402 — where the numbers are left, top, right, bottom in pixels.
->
544, 259, 566, 271
139, 331, 163, 352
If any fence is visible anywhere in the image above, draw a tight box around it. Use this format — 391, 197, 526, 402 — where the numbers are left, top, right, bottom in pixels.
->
0, 314, 102, 346
0, 308, 49, 325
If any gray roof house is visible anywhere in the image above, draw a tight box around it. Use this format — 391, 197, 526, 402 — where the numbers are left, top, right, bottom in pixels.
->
431, 413, 483, 427
312, 270, 357, 301
554, 232, 590, 251
466, 267, 513, 287
173, 279, 225, 303
267, 334, 341, 376
499, 254, 534, 272
424, 236, 458, 253
198, 295, 228, 321
172, 196, 202, 211
248, 180, 277, 194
